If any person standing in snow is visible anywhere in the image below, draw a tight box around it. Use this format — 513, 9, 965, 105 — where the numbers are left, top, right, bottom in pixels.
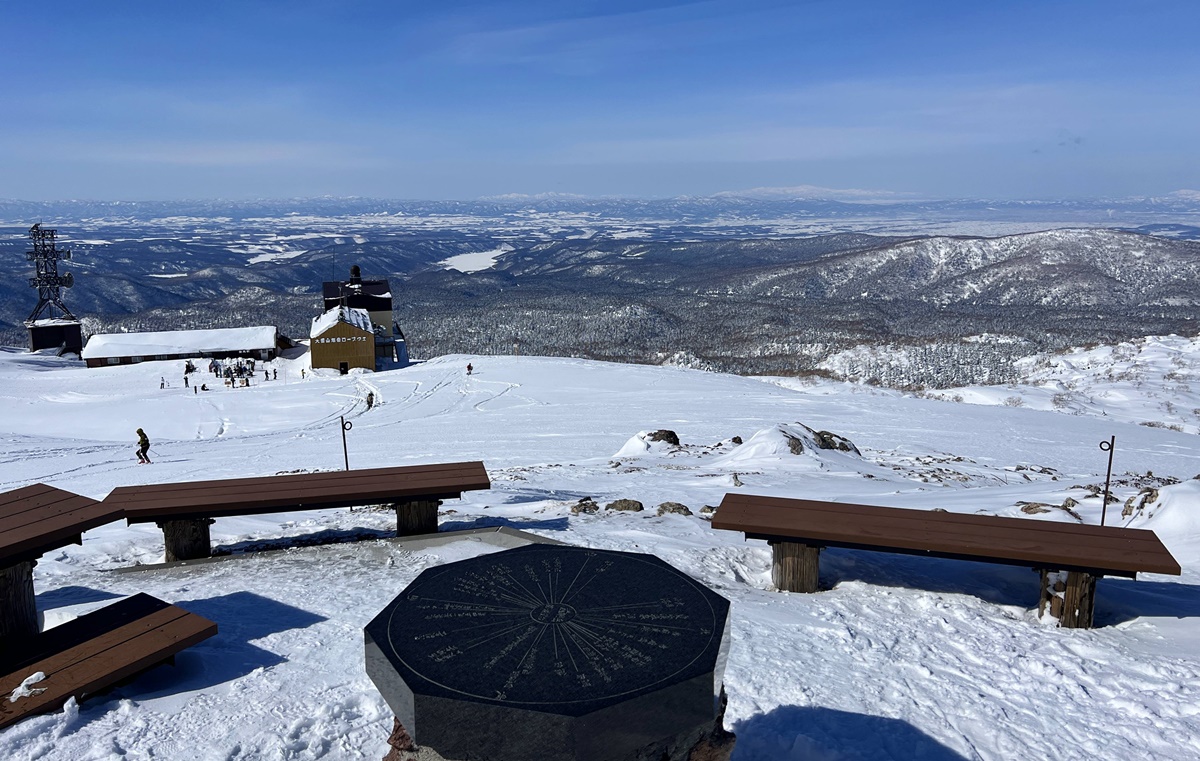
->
184, 375, 189, 388
366, 392, 375, 409
467, 363, 473, 376
160, 377, 165, 389
136, 428, 151, 464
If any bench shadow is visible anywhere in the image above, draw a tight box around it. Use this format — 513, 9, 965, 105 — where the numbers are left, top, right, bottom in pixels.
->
438, 516, 571, 533
1094, 577, 1200, 626
821, 547, 1039, 609
821, 548, 1200, 627
732, 705, 970, 761
36, 585, 123, 611
212, 526, 395, 555
124, 591, 327, 698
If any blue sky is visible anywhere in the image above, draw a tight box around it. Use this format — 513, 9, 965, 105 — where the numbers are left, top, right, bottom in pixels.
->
1, 0, 1197, 200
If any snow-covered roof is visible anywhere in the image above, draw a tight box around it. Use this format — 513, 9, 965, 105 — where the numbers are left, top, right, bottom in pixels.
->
310, 306, 373, 338
81, 326, 278, 359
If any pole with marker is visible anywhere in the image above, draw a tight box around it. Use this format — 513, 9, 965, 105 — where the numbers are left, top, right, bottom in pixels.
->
1099, 436, 1116, 526
340, 416, 353, 471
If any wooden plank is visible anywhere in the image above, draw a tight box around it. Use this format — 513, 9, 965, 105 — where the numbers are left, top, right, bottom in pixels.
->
0, 598, 217, 729
715, 494, 1174, 554
120, 473, 487, 511
1, 496, 108, 532
115, 462, 490, 523
108, 462, 487, 504
0, 484, 69, 512
0, 487, 111, 565
717, 494, 1174, 545
715, 500, 1173, 561
3, 594, 170, 672
712, 494, 1181, 577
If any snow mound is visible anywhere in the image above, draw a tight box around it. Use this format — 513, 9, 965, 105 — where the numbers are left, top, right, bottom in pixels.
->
614, 430, 680, 457
1137, 479, 1200, 561
712, 423, 861, 470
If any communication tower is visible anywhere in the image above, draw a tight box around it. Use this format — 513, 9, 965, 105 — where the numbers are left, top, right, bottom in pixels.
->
25, 223, 83, 355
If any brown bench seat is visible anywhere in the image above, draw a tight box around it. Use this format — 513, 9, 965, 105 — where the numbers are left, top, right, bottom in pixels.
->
711, 493, 1182, 628
105, 461, 492, 561
0, 593, 217, 729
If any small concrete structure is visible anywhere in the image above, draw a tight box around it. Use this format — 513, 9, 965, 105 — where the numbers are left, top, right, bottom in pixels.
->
365, 544, 734, 761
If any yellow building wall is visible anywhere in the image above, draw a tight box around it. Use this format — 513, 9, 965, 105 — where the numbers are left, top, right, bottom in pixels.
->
311, 320, 375, 371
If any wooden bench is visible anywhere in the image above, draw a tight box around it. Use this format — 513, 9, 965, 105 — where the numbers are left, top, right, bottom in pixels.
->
0, 593, 217, 729
106, 461, 492, 561
711, 493, 1182, 628
0, 484, 125, 646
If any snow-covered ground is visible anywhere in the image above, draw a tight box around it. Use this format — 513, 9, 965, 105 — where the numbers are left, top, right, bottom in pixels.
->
1, 347, 1199, 760
932, 334, 1200, 435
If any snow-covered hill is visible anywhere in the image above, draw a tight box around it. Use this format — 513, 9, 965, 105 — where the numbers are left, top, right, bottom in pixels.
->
1, 347, 1199, 760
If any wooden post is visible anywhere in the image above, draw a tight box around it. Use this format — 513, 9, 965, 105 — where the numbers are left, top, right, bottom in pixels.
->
0, 560, 39, 645
394, 500, 440, 536
160, 518, 215, 562
770, 541, 821, 593
1039, 569, 1097, 629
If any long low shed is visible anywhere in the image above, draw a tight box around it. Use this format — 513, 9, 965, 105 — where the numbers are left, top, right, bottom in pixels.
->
711, 493, 1182, 628
105, 461, 491, 561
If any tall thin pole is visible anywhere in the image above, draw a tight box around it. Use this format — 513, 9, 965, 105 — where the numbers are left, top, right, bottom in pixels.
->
340, 415, 353, 471
1099, 434, 1113, 523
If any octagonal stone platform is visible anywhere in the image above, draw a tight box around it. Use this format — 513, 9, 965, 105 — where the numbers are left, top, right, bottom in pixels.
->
365, 544, 732, 761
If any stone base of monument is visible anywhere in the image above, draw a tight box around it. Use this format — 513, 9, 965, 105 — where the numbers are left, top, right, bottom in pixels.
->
382, 719, 735, 761
381, 690, 736, 761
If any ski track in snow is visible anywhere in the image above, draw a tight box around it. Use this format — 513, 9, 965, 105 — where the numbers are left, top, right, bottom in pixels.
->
0, 349, 1199, 760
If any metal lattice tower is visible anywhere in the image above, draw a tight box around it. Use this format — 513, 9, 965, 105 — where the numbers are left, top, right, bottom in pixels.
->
25, 223, 77, 323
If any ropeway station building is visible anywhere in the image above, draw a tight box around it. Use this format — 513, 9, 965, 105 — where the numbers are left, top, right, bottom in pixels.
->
312, 265, 409, 373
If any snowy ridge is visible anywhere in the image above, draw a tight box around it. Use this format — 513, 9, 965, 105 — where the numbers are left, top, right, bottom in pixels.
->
0, 348, 1198, 760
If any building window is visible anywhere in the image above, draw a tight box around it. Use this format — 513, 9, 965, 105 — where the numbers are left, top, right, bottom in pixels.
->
106, 357, 120, 365
131, 356, 143, 362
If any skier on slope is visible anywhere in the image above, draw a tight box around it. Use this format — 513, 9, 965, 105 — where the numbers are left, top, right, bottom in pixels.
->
466, 363, 473, 376
136, 428, 151, 464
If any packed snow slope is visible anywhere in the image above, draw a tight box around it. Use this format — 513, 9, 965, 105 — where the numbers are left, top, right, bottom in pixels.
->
2, 348, 1199, 761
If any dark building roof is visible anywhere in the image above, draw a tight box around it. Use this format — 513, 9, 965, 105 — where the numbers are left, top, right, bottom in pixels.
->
322, 265, 393, 313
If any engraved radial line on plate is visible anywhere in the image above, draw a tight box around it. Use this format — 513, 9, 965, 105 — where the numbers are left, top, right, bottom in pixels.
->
562, 570, 606, 605
557, 555, 591, 604
501, 570, 548, 606
565, 621, 648, 664
552, 623, 561, 662
560, 621, 618, 664
574, 616, 699, 632
558, 625, 597, 672
561, 624, 580, 673
582, 602, 673, 612
514, 623, 549, 674
492, 590, 542, 608
461, 621, 539, 650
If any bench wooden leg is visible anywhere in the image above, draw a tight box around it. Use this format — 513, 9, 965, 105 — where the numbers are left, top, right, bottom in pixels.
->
394, 500, 440, 536
0, 560, 38, 646
770, 541, 821, 593
160, 518, 215, 562
1039, 569, 1097, 629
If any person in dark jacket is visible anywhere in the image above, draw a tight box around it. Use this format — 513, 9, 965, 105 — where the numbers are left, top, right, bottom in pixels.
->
136, 428, 151, 464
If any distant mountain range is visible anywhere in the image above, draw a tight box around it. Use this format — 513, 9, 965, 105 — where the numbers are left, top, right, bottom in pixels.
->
0, 202, 1197, 385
